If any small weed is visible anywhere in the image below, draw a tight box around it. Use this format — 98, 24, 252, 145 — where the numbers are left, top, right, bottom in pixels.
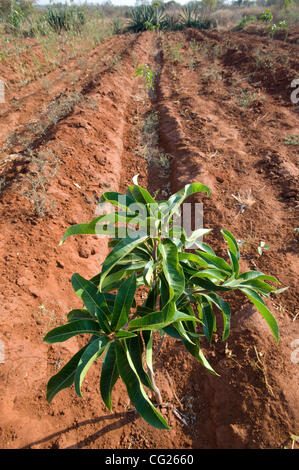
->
257, 240, 271, 256
284, 135, 299, 145
135, 64, 154, 91
232, 189, 255, 213
238, 89, 259, 108
109, 54, 122, 73
19, 150, 59, 217
166, 41, 184, 63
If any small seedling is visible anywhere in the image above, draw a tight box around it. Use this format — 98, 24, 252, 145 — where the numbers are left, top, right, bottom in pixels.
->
135, 64, 154, 90
284, 135, 299, 145
257, 241, 270, 256
44, 180, 281, 429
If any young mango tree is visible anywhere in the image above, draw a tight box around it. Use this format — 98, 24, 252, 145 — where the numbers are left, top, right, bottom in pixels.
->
44, 180, 280, 429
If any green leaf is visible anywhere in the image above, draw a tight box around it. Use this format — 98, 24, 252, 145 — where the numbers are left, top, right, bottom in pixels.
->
221, 229, 240, 260
183, 339, 219, 376
46, 345, 88, 402
111, 273, 136, 331
202, 293, 231, 341
160, 239, 185, 303
100, 234, 148, 289
143, 330, 153, 374
75, 336, 110, 397
191, 276, 232, 292
200, 298, 215, 343
237, 271, 279, 283
166, 183, 210, 220
128, 306, 199, 332
228, 250, 239, 277
115, 330, 137, 338
191, 268, 227, 282
178, 252, 209, 269
72, 274, 111, 333
196, 251, 232, 274
240, 287, 279, 343
127, 335, 154, 390
143, 260, 155, 287
43, 319, 101, 344
100, 343, 119, 411
185, 228, 212, 249
238, 279, 275, 296
115, 341, 169, 429
131, 184, 158, 206
67, 309, 94, 322
99, 191, 135, 210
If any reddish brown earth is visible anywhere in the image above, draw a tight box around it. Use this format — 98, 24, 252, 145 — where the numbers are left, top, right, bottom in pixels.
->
0, 29, 298, 449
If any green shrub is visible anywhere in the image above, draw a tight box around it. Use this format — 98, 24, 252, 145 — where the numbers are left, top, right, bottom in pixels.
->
259, 9, 273, 23
44, 181, 281, 429
44, 5, 85, 34
233, 14, 256, 31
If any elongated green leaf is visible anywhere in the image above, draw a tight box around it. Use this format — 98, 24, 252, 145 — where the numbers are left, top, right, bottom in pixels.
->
128, 307, 199, 332
100, 234, 148, 288
111, 273, 136, 331
75, 336, 110, 397
238, 279, 275, 295
191, 277, 232, 292
115, 330, 137, 338
185, 228, 212, 249
131, 184, 158, 207
127, 335, 154, 390
143, 330, 153, 375
59, 216, 103, 245
183, 339, 219, 376
99, 191, 135, 210
228, 250, 239, 277
166, 183, 210, 220
115, 341, 169, 429
178, 252, 209, 269
240, 287, 279, 343
196, 251, 232, 274
143, 260, 155, 287
196, 242, 216, 256
100, 343, 119, 411
72, 274, 111, 333
67, 309, 94, 322
46, 345, 88, 402
202, 293, 231, 341
191, 268, 228, 282
237, 271, 279, 283
173, 321, 195, 344
44, 319, 100, 344
221, 229, 240, 260
160, 239, 185, 302
200, 298, 215, 343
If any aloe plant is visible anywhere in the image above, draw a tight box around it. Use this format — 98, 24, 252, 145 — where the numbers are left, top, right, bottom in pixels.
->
44, 181, 280, 429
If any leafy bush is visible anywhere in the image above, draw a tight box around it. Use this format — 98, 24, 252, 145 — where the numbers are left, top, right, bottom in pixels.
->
233, 14, 256, 31
128, 4, 165, 32
267, 20, 288, 37
259, 9, 273, 23
44, 5, 85, 34
128, 3, 211, 32
135, 64, 154, 90
44, 181, 280, 429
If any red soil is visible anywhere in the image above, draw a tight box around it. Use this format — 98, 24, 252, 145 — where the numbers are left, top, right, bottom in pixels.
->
0, 29, 298, 449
